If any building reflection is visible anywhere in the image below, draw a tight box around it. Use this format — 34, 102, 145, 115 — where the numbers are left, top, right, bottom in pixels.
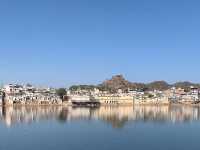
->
1, 105, 200, 128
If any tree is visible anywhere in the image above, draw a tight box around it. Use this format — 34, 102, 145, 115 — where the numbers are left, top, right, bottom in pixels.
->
56, 88, 67, 99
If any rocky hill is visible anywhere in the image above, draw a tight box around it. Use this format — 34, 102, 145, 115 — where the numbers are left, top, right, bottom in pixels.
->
146, 81, 170, 91
99, 75, 133, 92
99, 75, 170, 92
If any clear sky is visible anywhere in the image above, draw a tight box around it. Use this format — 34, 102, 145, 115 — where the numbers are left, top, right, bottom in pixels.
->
0, 0, 200, 87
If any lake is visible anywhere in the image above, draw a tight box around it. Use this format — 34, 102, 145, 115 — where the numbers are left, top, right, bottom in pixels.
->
0, 105, 200, 150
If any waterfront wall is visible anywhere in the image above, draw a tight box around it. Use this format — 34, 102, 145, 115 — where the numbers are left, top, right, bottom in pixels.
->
96, 96, 134, 105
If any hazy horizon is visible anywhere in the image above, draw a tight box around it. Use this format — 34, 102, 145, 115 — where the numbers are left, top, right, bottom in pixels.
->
1, 75, 200, 88
1, 0, 200, 86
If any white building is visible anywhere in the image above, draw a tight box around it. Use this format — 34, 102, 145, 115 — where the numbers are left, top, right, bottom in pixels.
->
4, 84, 23, 94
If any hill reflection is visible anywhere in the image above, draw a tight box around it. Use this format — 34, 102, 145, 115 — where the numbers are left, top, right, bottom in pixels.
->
1, 105, 200, 128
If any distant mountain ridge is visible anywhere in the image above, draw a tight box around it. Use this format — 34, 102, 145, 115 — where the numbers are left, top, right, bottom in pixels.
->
69, 75, 200, 92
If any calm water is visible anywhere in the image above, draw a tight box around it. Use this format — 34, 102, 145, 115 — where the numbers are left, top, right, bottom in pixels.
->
0, 105, 200, 150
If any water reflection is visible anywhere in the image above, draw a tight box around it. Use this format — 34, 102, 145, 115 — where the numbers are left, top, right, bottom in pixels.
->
1, 105, 200, 128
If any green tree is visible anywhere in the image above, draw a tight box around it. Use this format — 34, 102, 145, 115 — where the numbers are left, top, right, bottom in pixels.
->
56, 88, 67, 99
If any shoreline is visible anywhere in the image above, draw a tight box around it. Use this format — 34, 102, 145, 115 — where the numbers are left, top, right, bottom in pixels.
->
1, 102, 200, 107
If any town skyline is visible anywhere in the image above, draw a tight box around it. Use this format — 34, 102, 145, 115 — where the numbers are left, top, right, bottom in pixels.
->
1, 74, 200, 90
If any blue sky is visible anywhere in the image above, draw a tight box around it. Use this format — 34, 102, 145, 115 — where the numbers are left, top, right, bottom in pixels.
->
0, 0, 200, 87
